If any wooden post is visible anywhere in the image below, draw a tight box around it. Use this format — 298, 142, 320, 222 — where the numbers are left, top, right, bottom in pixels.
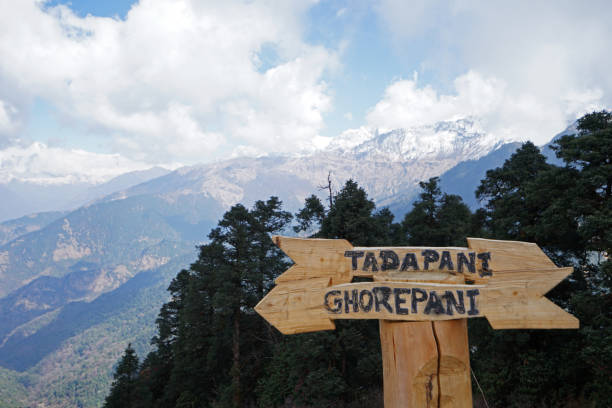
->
380, 319, 472, 408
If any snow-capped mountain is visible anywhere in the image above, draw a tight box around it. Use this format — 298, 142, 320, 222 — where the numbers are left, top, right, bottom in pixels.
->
102, 118, 513, 214
330, 118, 504, 160
0, 118, 516, 222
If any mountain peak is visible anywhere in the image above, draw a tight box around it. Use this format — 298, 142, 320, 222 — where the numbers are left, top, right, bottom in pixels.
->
328, 117, 502, 163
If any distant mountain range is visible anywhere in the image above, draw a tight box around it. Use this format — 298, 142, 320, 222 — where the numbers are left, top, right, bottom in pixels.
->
98, 118, 509, 213
0, 167, 170, 223
0, 118, 574, 407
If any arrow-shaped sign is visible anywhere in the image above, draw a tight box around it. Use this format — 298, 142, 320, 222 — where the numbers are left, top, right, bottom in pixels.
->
256, 236, 579, 334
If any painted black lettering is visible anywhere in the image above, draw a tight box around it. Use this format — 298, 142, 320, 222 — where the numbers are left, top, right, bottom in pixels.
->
458, 252, 476, 274
373, 286, 393, 313
359, 290, 373, 312
422, 250, 440, 270
393, 288, 410, 315
324, 290, 342, 313
477, 252, 492, 277
466, 289, 480, 315
344, 251, 364, 270
400, 253, 420, 271
411, 288, 428, 313
363, 252, 379, 272
439, 251, 454, 271
443, 290, 465, 315
344, 289, 359, 313
424, 291, 445, 314
380, 250, 400, 271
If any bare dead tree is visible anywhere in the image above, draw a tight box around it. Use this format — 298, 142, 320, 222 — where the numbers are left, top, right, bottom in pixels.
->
318, 171, 333, 209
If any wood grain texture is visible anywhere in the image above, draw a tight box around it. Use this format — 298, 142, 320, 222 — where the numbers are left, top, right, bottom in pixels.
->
254, 277, 335, 334
434, 319, 472, 408
272, 236, 353, 285
256, 271, 578, 334
380, 320, 438, 408
467, 237, 556, 271
257, 236, 579, 334
380, 319, 472, 408
273, 236, 562, 285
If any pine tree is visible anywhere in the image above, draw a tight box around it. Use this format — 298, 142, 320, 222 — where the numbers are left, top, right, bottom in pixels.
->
104, 344, 140, 408
552, 110, 612, 256
476, 142, 552, 241
403, 177, 475, 246
144, 198, 292, 407
551, 111, 612, 404
293, 194, 326, 234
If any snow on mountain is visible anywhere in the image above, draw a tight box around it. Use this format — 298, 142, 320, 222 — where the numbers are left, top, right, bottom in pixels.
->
327, 126, 377, 151
336, 118, 504, 161
1, 118, 525, 221
103, 118, 517, 213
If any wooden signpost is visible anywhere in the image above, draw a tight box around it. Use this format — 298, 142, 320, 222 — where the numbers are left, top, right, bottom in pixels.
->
255, 236, 579, 407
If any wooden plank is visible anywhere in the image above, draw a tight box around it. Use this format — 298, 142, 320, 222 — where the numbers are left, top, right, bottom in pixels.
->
272, 236, 353, 285
256, 269, 578, 334
254, 277, 335, 334
467, 238, 556, 271
272, 236, 561, 286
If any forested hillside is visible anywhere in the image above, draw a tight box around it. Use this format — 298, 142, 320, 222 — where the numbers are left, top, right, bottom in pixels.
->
105, 112, 611, 407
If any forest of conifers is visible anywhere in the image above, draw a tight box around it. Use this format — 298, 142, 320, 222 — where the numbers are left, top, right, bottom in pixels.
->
104, 111, 611, 407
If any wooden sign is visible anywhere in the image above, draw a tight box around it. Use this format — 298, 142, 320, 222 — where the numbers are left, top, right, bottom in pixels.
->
256, 236, 579, 407
255, 236, 579, 334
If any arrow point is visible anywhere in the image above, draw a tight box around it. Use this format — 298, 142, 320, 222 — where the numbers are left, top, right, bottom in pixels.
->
272, 236, 354, 284
467, 238, 556, 271
256, 278, 336, 335
486, 296, 579, 330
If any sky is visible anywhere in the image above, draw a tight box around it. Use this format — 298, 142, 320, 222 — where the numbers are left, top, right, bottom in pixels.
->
0, 0, 610, 183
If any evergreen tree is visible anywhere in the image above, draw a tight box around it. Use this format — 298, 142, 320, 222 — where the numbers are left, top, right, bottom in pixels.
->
403, 177, 475, 246
293, 194, 326, 234
318, 179, 377, 245
551, 111, 612, 404
144, 198, 292, 407
138, 269, 191, 407
476, 142, 552, 241
552, 110, 612, 256
104, 344, 140, 408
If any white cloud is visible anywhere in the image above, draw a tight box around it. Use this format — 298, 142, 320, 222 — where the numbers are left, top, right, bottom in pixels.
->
367, 71, 504, 130
0, 0, 336, 163
0, 100, 18, 135
375, 0, 611, 144
0, 142, 153, 184
366, 70, 605, 144
230, 145, 267, 159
